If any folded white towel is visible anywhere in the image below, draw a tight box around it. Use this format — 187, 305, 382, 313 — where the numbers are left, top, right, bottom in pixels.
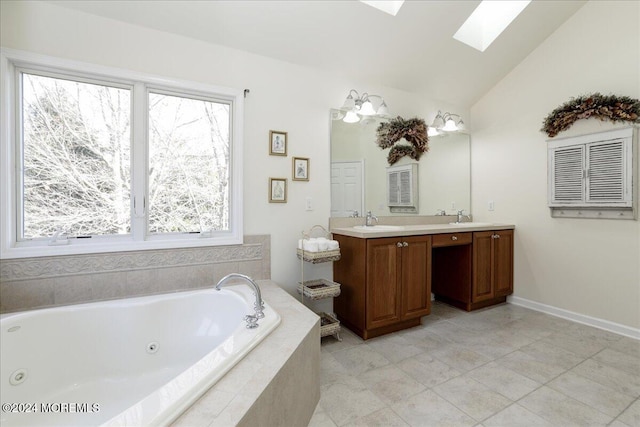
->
303, 241, 319, 252
327, 240, 340, 250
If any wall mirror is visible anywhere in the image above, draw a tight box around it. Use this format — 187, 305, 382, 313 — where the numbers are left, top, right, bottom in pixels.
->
330, 110, 470, 217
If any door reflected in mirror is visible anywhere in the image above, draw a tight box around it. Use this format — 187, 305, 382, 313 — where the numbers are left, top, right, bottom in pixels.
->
330, 110, 470, 217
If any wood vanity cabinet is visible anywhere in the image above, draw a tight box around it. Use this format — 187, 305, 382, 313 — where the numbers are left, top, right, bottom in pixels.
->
472, 229, 514, 303
333, 235, 431, 339
432, 229, 513, 311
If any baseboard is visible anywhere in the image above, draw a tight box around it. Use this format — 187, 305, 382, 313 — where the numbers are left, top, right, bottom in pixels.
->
508, 296, 640, 340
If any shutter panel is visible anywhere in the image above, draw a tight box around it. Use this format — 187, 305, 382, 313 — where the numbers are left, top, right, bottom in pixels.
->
388, 171, 399, 204
552, 145, 584, 204
399, 170, 412, 204
587, 140, 624, 203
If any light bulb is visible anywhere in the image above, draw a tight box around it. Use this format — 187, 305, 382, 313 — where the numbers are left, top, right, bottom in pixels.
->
359, 101, 376, 116
343, 111, 360, 123
442, 119, 458, 132
376, 101, 389, 116
342, 94, 355, 110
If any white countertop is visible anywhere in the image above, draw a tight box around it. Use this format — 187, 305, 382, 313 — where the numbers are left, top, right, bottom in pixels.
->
331, 223, 515, 238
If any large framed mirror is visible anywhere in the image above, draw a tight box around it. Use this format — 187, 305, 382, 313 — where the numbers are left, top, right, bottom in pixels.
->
330, 110, 470, 217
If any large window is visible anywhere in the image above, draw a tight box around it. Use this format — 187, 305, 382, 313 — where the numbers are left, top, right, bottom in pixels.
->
1, 49, 243, 258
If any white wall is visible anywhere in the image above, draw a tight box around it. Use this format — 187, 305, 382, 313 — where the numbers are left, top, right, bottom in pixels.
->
471, 1, 640, 329
0, 1, 460, 306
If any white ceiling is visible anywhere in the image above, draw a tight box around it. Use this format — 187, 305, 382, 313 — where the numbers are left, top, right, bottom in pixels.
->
49, 0, 587, 108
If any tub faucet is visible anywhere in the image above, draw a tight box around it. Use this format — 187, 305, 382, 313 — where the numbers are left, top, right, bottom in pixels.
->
365, 211, 378, 227
215, 273, 265, 327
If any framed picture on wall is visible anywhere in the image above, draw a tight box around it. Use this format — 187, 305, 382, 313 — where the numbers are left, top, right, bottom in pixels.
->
269, 178, 287, 203
269, 130, 287, 156
292, 157, 309, 181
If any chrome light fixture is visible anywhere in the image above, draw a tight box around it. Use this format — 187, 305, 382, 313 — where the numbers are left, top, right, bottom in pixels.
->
339, 89, 389, 123
429, 110, 466, 135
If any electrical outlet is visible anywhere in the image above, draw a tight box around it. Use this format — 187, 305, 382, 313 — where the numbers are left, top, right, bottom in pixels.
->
488, 201, 495, 211
305, 197, 313, 211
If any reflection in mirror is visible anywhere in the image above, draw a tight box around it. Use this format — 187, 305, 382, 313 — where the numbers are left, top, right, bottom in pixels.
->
330, 110, 470, 217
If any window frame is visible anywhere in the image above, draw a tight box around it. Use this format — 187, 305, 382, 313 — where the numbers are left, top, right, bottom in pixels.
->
1, 48, 244, 259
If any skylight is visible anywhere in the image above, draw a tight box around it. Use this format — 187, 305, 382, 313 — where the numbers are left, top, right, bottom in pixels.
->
360, 1, 405, 16
453, 0, 532, 52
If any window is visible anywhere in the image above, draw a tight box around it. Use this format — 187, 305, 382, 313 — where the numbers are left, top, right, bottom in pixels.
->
1, 49, 243, 258
387, 163, 418, 213
547, 127, 635, 219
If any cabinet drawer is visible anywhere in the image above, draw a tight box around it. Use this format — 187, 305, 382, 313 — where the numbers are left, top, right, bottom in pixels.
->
432, 232, 472, 247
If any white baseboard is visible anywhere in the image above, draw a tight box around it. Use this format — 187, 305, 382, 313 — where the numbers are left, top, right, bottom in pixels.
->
508, 296, 640, 340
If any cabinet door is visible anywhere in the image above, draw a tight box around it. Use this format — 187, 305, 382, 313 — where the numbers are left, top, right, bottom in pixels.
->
366, 238, 402, 329
401, 236, 431, 319
493, 230, 514, 297
472, 231, 494, 303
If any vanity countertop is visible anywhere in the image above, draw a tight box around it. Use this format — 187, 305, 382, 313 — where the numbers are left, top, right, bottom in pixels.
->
331, 222, 515, 239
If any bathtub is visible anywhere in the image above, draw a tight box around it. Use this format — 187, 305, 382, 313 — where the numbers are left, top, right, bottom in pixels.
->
0, 284, 281, 426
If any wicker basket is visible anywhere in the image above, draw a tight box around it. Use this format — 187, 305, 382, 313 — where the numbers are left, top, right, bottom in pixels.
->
319, 312, 341, 338
297, 279, 341, 300
296, 248, 341, 264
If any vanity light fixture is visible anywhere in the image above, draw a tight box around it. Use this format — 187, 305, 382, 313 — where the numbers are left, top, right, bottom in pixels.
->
340, 89, 389, 123
429, 110, 466, 134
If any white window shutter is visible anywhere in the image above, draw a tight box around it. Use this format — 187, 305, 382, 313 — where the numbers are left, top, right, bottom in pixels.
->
551, 145, 584, 205
586, 140, 627, 204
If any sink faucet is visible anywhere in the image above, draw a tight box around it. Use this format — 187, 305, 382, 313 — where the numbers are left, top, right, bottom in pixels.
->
365, 211, 378, 227
215, 273, 265, 328
456, 210, 471, 224
350, 210, 360, 218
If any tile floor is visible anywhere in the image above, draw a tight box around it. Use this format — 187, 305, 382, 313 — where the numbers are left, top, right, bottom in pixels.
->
309, 302, 640, 427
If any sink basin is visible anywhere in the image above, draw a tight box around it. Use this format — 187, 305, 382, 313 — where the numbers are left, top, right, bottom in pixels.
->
448, 222, 494, 227
352, 225, 405, 231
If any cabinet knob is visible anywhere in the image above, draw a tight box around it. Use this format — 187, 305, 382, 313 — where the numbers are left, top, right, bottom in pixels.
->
402, 242, 409, 247
492, 234, 501, 239
397, 242, 403, 247
451, 236, 458, 241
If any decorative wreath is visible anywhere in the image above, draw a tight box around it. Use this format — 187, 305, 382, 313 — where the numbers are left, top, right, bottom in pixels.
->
376, 116, 428, 165
542, 93, 639, 137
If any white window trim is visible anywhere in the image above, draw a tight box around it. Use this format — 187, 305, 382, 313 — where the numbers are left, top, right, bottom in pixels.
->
0, 48, 244, 259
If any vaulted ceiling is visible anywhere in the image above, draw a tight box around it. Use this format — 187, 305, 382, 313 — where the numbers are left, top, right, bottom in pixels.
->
49, 0, 587, 107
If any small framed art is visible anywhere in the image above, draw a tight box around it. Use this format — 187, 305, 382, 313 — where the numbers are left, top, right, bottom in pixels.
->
269, 130, 287, 156
292, 157, 309, 181
269, 178, 287, 203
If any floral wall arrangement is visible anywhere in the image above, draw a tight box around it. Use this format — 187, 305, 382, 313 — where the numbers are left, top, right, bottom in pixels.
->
376, 116, 428, 165
542, 93, 640, 137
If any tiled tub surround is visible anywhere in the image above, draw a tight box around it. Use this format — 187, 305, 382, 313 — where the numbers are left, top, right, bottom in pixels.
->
0, 235, 270, 313
172, 280, 320, 427
311, 302, 640, 427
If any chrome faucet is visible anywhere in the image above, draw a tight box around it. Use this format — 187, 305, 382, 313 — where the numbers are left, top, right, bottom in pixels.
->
350, 210, 360, 218
456, 209, 471, 224
365, 211, 378, 227
215, 273, 265, 328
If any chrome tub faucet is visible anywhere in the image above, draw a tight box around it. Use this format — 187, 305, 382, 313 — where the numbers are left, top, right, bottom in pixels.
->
365, 211, 378, 227
215, 273, 265, 328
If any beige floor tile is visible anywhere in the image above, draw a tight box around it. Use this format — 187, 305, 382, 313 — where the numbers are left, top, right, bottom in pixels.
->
365, 333, 425, 363
495, 350, 568, 383
467, 361, 541, 401
308, 405, 338, 427
331, 344, 390, 376
609, 337, 640, 358
433, 376, 513, 422
592, 348, 640, 375
319, 376, 387, 426
616, 398, 640, 427
431, 342, 492, 372
518, 386, 613, 426
391, 389, 476, 427
520, 340, 584, 370
362, 366, 426, 405
547, 371, 635, 417
541, 331, 609, 358
397, 353, 461, 388
572, 359, 640, 397
320, 351, 351, 385
482, 403, 554, 427
343, 408, 410, 427
321, 328, 363, 354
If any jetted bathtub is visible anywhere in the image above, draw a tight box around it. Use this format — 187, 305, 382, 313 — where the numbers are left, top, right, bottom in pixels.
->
0, 284, 281, 426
